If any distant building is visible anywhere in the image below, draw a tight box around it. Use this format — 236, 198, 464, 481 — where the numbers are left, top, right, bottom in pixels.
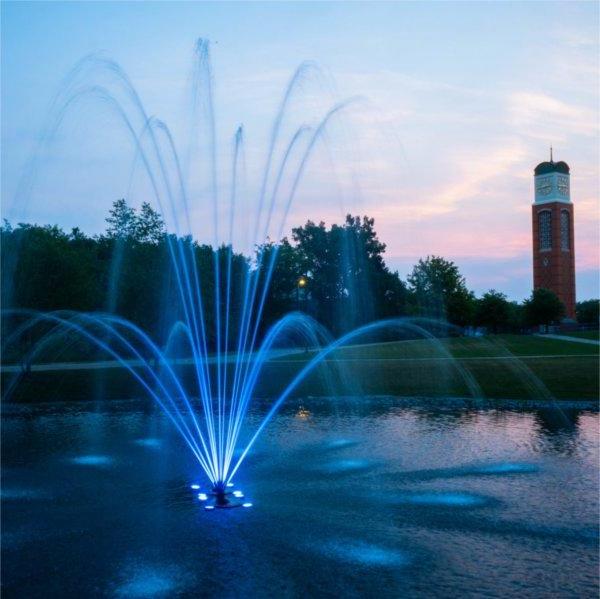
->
532, 153, 576, 319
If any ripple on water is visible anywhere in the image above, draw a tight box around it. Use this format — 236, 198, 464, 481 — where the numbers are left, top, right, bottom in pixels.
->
319, 459, 373, 474
473, 462, 539, 475
323, 541, 410, 567
113, 565, 188, 598
134, 438, 162, 448
69, 455, 113, 467
393, 491, 489, 507
1, 488, 49, 501
325, 438, 358, 450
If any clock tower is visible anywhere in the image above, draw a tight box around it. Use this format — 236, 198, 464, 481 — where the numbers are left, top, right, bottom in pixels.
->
532, 152, 576, 319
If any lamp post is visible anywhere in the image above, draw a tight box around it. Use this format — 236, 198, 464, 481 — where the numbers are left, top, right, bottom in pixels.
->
296, 275, 307, 306
297, 275, 308, 352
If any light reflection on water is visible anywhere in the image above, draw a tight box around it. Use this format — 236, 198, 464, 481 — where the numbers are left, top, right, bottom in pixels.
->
1, 398, 598, 597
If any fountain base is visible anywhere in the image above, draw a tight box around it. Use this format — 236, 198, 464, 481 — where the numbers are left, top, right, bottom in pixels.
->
211, 487, 241, 509
194, 482, 252, 510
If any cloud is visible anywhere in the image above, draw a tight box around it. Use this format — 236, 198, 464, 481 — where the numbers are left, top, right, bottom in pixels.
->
508, 91, 598, 139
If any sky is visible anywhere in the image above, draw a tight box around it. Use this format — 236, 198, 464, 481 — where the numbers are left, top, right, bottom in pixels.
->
2, 1, 599, 300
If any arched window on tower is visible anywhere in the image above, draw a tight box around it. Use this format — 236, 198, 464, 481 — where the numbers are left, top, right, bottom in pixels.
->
560, 210, 570, 251
539, 210, 552, 251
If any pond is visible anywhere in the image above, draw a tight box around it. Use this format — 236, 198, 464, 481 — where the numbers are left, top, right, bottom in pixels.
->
2, 397, 598, 597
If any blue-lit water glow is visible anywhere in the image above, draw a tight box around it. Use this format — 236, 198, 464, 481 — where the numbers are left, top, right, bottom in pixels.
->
70, 455, 113, 467
326, 439, 358, 450
113, 565, 185, 598
324, 541, 410, 567
134, 438, 162, 449
1, 488, 48, 501
319, 458, 374, 474
474, 463, 539, 475
393, 492, 488, 507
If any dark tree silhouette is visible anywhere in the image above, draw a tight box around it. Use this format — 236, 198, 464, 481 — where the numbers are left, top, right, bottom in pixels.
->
475, 290, 512, 333
524, 288, 566, 327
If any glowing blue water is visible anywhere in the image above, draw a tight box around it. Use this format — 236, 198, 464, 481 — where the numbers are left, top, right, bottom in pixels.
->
319, 458, 374, 473
393, 492, 488, 507
134, 438, 162, 448
323, 541, 411, 567
69, 455, 113, 467
474, 463, 539, 475
114, 565, 184, 598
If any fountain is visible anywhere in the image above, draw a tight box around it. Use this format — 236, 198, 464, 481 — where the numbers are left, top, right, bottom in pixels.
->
1, 39, 562, 506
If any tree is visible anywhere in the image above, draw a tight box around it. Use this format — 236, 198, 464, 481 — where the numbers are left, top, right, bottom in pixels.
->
135, 202, 165, 244
524, 288, 565, 327
256, 239, 303, 327
475, 290, 511, 333
507, 301, 525, 332
576, 300, 599, 326
105, 199, 164, 243
1, 223, 102, 312
291, 215, 407, 333
105, 198, 137, 239
408, 255, 475, 326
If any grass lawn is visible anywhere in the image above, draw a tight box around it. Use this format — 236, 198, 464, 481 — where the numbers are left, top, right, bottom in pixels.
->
4, 334, 598, 403
278, 334, 598, 360
269, 334, 599, 401
555, 330, 600, 341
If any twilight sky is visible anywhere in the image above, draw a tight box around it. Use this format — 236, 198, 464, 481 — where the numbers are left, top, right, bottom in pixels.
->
2, 1, 598, 300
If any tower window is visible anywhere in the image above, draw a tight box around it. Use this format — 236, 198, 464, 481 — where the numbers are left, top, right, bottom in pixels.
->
560, 210, 570, 251
539, 210, 552, 251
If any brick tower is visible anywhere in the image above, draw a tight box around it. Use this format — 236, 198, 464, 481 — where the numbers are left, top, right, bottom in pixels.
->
532, 152, 576, 319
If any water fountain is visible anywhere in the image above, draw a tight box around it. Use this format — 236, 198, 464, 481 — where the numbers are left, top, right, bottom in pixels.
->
1, 39, 562, 509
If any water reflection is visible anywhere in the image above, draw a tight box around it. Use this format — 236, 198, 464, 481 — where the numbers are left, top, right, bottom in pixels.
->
532, 408, 582, 455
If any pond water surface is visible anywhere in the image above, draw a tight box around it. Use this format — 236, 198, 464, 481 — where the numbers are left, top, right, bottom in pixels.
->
2, 397, 598, 598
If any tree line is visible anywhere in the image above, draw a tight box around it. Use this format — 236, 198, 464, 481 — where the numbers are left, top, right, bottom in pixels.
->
1, 200, 597, 350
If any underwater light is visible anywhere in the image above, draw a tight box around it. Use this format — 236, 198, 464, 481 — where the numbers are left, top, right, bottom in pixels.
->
205, 505, 215, 511
198, 493, 208, 501
226, 482, 234, 487
233, 490, 244, 498
242, 502, 253, 508
190, 484, 200, 490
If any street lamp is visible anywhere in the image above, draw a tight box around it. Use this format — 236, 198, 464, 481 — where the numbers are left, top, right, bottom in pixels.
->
296, 275, 307, 305
297, 276, 309, 352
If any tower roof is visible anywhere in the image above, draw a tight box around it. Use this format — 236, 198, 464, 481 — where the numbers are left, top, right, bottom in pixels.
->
534, 160, 570, 176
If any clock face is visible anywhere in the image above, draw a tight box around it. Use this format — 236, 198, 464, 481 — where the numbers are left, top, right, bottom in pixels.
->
536, 176, 553, 196
557, 175, 569, 196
